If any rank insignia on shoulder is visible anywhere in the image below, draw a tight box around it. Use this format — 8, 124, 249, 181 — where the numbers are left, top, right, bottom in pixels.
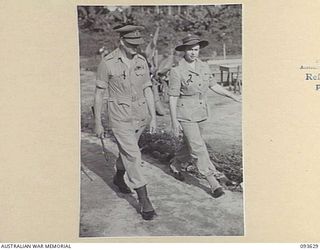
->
103, 52, 114, 61
137, 54, 147, 61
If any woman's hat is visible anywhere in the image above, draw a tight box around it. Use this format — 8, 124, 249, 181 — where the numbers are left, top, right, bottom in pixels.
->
113, 24, 145, 45
175, 34, 209, 51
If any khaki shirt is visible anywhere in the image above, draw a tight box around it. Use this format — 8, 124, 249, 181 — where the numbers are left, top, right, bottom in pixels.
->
96, 48, 152, 129
168, 58, 216, 122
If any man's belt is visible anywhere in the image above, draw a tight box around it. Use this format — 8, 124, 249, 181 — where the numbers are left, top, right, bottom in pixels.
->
108, 96, 145, 106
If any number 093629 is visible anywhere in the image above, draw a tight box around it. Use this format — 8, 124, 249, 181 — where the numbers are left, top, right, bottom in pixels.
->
300, 244, 319, 248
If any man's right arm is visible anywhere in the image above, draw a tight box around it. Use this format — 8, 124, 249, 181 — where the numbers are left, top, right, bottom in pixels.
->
94, 60, 109, 138
94, 87, 106, 138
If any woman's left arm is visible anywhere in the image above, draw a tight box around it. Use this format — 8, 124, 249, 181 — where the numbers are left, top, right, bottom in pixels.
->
205, 62, 241, 102
209, 84, 241, 102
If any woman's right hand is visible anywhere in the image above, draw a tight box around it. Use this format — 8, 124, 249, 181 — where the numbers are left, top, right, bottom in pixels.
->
94, 123, 105, 138
172, 119, 182, 137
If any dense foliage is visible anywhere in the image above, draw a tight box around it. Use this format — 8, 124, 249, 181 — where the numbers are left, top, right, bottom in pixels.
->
78, 5, 242, 58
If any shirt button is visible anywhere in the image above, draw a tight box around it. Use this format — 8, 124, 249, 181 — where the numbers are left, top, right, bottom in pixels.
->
199, 84, 201, 86
200, 102, 202, 104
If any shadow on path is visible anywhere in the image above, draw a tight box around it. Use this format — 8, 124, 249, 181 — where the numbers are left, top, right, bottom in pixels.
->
81, 140, 140, 214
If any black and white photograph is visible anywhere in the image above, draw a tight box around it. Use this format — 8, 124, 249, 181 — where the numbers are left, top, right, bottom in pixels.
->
3, 0, 320, 244
78, 4, 243, 237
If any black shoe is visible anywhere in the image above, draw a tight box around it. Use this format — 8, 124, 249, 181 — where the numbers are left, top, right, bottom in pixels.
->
135, 185, 156, 221
141, 210, 156, 220
211, 187, 225, 198
172, 171, 185, 181
169, 165, 185, 181
215, 172, 234, 186
113, 175, 132, 194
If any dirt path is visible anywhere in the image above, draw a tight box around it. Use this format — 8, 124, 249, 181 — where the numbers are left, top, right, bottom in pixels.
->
80, 133, 243, 237
80, 69, 243, 237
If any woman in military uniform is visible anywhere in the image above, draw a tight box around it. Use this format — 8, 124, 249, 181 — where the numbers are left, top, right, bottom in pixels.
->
168, 34, 240, 198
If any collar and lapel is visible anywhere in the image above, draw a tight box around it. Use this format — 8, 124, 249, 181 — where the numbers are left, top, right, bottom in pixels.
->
179, 57, 203, 76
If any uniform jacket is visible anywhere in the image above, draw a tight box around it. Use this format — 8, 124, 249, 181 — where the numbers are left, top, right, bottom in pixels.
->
96, 48, 152, 128
168, 58, 216, 122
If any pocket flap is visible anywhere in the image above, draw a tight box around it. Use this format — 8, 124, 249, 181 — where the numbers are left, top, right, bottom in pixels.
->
108, 97, 131, 106
117, 98, 131, 106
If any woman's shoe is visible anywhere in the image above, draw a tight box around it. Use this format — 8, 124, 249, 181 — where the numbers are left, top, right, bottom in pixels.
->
169, 164, 185, 181
211, 187, 225, 198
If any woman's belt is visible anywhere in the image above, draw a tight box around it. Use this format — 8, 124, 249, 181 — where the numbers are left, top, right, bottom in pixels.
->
179, 93, 204, 100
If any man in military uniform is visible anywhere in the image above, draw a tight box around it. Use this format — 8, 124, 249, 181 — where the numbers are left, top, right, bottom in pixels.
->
94, 24, 156, 220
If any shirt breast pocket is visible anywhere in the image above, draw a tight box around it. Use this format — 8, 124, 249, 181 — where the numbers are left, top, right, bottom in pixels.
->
181, 74, 197, 94
134, 64, 146, 76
